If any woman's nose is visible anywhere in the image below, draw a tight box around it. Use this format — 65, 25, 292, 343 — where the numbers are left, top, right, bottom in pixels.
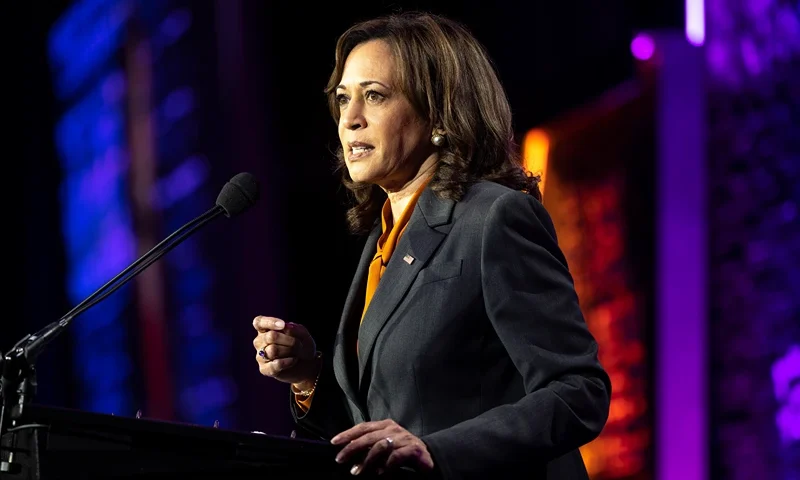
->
340, 103, 365, 130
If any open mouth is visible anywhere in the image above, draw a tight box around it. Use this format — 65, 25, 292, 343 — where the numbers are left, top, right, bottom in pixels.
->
349, 144, 374, 160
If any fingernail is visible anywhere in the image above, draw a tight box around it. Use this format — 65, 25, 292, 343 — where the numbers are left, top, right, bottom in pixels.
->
330, 435, 340, 444
350, 464, 361, 475
275, 320, 285, 329
335, 454, 343, 463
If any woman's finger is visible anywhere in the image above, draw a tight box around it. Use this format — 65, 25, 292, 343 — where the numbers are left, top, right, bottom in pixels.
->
252, 316, 285, 332
358, 437, 394, 474
256, 343, 296, 362
386, 442, 433, 470
334, 428, 398, 464
332, 419, 394, 445
261, 330, 298, 348
258, 356, 298, 377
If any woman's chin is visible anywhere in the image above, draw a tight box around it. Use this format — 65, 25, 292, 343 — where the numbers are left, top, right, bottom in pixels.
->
347, 167, 372, 184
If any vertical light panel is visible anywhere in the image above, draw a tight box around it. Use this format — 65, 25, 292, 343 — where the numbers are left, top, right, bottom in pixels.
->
522, 78, 656, 479
704, 1, 800, 477
125, 25, 175, 420
654, 32, 707, 480
49, 0, 136, 415
686, 0, 706, 46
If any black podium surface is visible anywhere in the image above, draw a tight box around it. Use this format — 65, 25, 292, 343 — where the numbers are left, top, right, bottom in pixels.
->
0, 404, 361, 479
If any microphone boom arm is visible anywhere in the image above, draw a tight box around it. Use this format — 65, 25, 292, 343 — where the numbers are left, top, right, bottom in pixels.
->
1, 204, 224, 434
1, 170, 258, 472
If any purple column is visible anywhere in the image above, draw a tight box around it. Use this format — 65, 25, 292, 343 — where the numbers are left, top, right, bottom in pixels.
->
653, 32, 708, 480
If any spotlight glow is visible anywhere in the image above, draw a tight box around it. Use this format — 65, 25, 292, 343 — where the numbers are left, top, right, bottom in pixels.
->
630, 34, 656, 61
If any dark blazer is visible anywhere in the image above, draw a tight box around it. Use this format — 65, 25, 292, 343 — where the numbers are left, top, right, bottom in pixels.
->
291, 181, 611, 480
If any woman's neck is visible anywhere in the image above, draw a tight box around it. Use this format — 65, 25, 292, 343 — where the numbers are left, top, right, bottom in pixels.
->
385, 160, 437, 224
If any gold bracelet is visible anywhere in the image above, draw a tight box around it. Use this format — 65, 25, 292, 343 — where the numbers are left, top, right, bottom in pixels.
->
291, 351, 322, 397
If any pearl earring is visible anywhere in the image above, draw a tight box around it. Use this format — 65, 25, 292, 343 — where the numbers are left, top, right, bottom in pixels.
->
431, 133, 446, 147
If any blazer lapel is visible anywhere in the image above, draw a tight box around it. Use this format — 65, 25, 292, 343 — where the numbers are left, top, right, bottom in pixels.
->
333, 225, 380, 412
357, 188, 455, 388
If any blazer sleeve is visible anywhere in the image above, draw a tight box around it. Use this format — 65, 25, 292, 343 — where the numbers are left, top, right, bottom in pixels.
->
421, 190, 612, 478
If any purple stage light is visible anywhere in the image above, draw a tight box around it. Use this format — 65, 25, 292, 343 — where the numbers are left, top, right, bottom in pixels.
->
630, 34, 656, 60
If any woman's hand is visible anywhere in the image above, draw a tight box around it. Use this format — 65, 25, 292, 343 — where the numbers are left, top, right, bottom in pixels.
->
331, 419, 434, 476
252, 316, 319, 386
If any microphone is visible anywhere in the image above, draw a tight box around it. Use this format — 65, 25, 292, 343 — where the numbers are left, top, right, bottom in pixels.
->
1, 172, 259, 409
65, 171, 261, 325
216, 170, 260, 218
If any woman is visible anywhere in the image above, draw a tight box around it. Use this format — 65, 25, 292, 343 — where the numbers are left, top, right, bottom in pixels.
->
253, 12, 611, 479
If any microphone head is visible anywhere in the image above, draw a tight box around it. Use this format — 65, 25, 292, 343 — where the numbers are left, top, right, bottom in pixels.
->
216, 172, 260, 217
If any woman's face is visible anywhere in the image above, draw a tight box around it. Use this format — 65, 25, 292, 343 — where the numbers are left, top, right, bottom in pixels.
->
336, 39, 434, 191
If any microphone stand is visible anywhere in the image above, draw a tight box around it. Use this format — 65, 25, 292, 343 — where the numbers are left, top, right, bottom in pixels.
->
0, 204, 225, 473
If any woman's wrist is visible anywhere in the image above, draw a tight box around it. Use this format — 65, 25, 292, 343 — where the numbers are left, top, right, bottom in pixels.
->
291, 351, 323, 395
291, 380, 315, 394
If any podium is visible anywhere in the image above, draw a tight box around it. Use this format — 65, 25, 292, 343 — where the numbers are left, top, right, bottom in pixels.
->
0, 404, 359, 479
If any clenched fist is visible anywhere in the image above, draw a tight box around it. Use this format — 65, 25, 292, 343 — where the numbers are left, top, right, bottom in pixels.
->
252, 316, 320, 388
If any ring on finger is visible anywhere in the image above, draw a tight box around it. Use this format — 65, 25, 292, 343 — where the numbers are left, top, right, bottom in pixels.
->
385, 437, 394, 449
258, 347, 268, 359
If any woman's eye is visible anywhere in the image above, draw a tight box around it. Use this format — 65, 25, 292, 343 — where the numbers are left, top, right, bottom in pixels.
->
366, 90, 384, 102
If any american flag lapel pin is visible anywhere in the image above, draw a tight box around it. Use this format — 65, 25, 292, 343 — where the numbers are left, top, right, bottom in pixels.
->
403, 254, 415, 265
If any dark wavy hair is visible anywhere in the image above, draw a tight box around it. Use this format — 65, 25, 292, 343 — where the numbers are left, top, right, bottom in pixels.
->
326, 12, 541, 235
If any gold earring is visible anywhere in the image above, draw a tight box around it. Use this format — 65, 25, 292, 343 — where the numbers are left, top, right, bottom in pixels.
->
431, 133, 446, 147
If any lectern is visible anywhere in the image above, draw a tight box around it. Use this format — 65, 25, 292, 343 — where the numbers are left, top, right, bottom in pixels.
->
0, 403, 356, 479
